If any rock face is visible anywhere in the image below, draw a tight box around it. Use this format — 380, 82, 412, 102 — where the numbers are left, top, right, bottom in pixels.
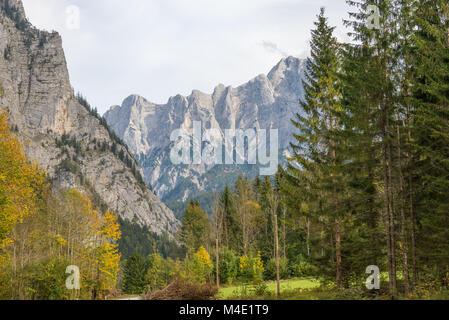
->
0, 0, 179, 235
105, 56, 306, 205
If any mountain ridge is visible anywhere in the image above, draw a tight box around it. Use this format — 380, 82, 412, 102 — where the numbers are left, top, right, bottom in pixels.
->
105, 56, 306, 206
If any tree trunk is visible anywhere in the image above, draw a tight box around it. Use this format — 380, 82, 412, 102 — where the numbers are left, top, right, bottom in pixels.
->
330, 114, 342, 289
383, 112, 396, 295
274, 211, 280, 298
396, 119, 410, 296
387, 125, 397, 291
283, 205, 286, 258
306, 217, 311, 257
216, 237, 220, 290
335, 218, 342, 289
406, 102, 417, 289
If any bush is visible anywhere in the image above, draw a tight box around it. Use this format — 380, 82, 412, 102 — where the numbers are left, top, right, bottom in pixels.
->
251, 279, 269, 297
146, 254, 176, 292
237, 253, 264, 284
0, 264, 13, 300
22, 259, 70, 300
3, 45, 11, 60
264, 257, 289, 281
294, 260, 317, 278
184, 246, 213, 284
58, 158, 80, 175
218, 247, 238, 285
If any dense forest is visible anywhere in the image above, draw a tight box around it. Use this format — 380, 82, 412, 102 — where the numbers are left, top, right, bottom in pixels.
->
125, 0, 449, 300
1, 0, 449, 300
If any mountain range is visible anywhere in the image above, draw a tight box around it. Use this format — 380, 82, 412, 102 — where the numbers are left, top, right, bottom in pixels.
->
104, 56, 306, 213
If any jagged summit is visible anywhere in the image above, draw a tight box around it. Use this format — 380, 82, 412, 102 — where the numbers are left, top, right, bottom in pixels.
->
104, 57, 306, 205
123, 94, 150, 107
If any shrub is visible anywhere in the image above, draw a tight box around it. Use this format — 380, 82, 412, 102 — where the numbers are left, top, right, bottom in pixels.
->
3, 45, 11, 60
184, 246, 213, 284
264, 257, 289, 281
22, 259, 70, 300
218, 247, 238, 285
251, 279, 269, 297
146, 254, 176, 292
294, 260, 317, 278
237, 252, 264, 284
58, 158, 80, 175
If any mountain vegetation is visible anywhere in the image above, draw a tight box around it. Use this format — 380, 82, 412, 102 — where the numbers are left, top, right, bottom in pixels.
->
126, 2, 449, 300
0, 108, 121, 299
1, 0, 448, 300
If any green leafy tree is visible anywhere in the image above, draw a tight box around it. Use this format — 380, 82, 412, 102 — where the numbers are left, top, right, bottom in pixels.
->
146, 253, 174, 291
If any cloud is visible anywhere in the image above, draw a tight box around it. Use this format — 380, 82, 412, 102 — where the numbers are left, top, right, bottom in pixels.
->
21, 0, 352, 114
260, 41, 289, 57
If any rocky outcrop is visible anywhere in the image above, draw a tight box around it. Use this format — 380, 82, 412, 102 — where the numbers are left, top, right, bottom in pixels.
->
0, 0, 179, 235
105, 56, 306, 204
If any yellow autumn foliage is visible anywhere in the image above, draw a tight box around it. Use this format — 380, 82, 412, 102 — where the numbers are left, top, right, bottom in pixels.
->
195, 246, 213, 268
96, 211, 121, 293
0, 108, 122, 299
0, 108, 48, 252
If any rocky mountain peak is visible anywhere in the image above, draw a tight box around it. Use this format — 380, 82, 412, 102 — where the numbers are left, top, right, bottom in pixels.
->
105, 57, 306, 207
123, 94, 149, 109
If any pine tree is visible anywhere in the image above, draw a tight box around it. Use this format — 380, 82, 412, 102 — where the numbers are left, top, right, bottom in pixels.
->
122, 253, 148, 294
219, 185, 239, 251
411, 0, 449, 285
286, 7, 345, 288
342, 0, 406, 294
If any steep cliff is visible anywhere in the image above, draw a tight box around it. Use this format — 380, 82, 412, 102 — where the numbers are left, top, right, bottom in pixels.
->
105, 56, 306, 206
0, 0, 179, 234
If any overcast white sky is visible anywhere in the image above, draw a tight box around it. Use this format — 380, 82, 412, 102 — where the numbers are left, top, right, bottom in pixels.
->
22, 0, 351, 115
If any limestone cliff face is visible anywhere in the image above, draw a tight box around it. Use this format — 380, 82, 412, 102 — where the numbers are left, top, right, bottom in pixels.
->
0, 0, 179, 234
105, 56, 306, 204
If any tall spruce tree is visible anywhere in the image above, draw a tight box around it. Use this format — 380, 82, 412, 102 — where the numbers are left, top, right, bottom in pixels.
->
122, 253, 148, 294
286, 7, 345, 288
219, 185, 240, 251
343, 0, 405, 294
411, 0, 449, 285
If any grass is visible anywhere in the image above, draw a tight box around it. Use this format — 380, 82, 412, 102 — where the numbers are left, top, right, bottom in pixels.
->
218, 277, 449, 300
217, 278, 320, 299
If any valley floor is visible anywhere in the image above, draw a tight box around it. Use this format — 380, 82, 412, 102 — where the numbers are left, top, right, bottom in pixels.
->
217, 278, 319, 300
217, 278, 449, 300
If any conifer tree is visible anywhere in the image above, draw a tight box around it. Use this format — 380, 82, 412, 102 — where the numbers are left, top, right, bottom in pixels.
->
286, 7, 345, 288
122, 253, 148, 294
219, 186, 239, 251
411, 0, 449, 284
343, 0, 403, 294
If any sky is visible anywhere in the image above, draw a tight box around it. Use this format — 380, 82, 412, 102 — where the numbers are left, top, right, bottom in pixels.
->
22, 0, 352, 115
